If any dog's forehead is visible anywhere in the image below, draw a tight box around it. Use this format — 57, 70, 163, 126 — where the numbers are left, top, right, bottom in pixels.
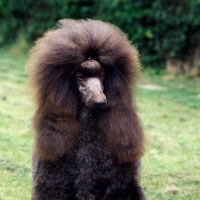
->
80, 58, 101, 69
78, 59, 103, 75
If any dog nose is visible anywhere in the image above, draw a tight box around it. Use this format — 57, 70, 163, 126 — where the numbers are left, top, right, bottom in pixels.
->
93, 99, 106, 108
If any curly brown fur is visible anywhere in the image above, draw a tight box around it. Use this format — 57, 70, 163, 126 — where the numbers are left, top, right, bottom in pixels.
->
26, 19, 146, 200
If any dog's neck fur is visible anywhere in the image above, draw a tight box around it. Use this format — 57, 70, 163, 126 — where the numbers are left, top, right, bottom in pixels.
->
79, 107, 96, 129
77, 106, 101, 144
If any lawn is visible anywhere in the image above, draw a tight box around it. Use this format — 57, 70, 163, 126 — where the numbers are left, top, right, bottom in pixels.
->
0, 49, 199, 200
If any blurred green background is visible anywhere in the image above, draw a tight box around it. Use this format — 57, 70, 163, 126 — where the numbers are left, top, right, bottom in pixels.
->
0, 0, 200, 199
1, 0, 200, 73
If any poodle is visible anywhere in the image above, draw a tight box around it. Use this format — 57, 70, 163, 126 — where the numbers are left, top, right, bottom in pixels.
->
26, 19, 146, 200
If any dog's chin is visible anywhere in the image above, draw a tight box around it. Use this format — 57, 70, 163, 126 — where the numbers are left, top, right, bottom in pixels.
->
85, 104, 106, 112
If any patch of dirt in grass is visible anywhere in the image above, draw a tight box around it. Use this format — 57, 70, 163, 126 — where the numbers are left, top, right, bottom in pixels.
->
196, 94, 200, 98
140, 84, 168, 91
164, 185, 181, 194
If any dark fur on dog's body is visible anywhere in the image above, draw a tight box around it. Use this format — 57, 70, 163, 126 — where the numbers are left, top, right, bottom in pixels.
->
27, 19, 146, 200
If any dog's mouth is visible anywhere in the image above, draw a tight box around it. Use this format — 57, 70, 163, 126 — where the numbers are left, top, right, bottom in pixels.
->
84, 98, 107, 111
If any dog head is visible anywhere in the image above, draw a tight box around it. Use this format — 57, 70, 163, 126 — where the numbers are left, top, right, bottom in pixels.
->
26, 19, 144, 162
75, 58, 107, 110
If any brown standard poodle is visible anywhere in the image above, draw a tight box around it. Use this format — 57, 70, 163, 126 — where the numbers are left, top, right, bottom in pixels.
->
26, 19, 146, 200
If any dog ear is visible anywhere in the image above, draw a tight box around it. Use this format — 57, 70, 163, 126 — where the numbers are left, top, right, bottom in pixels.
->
26, 32, 81, 162
32, 76, 80, 162
99, 74, 145, 163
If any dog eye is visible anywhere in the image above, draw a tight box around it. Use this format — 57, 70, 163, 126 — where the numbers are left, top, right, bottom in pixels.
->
76, 73, 86, 81
99, 73, 105, 79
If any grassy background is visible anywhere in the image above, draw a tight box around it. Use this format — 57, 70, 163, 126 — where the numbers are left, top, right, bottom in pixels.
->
0, 49, 199, 200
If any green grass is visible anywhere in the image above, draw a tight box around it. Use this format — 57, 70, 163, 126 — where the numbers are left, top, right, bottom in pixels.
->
0, 49, 33, 200
0, 49, 200, 199
138, 74, 200, 199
